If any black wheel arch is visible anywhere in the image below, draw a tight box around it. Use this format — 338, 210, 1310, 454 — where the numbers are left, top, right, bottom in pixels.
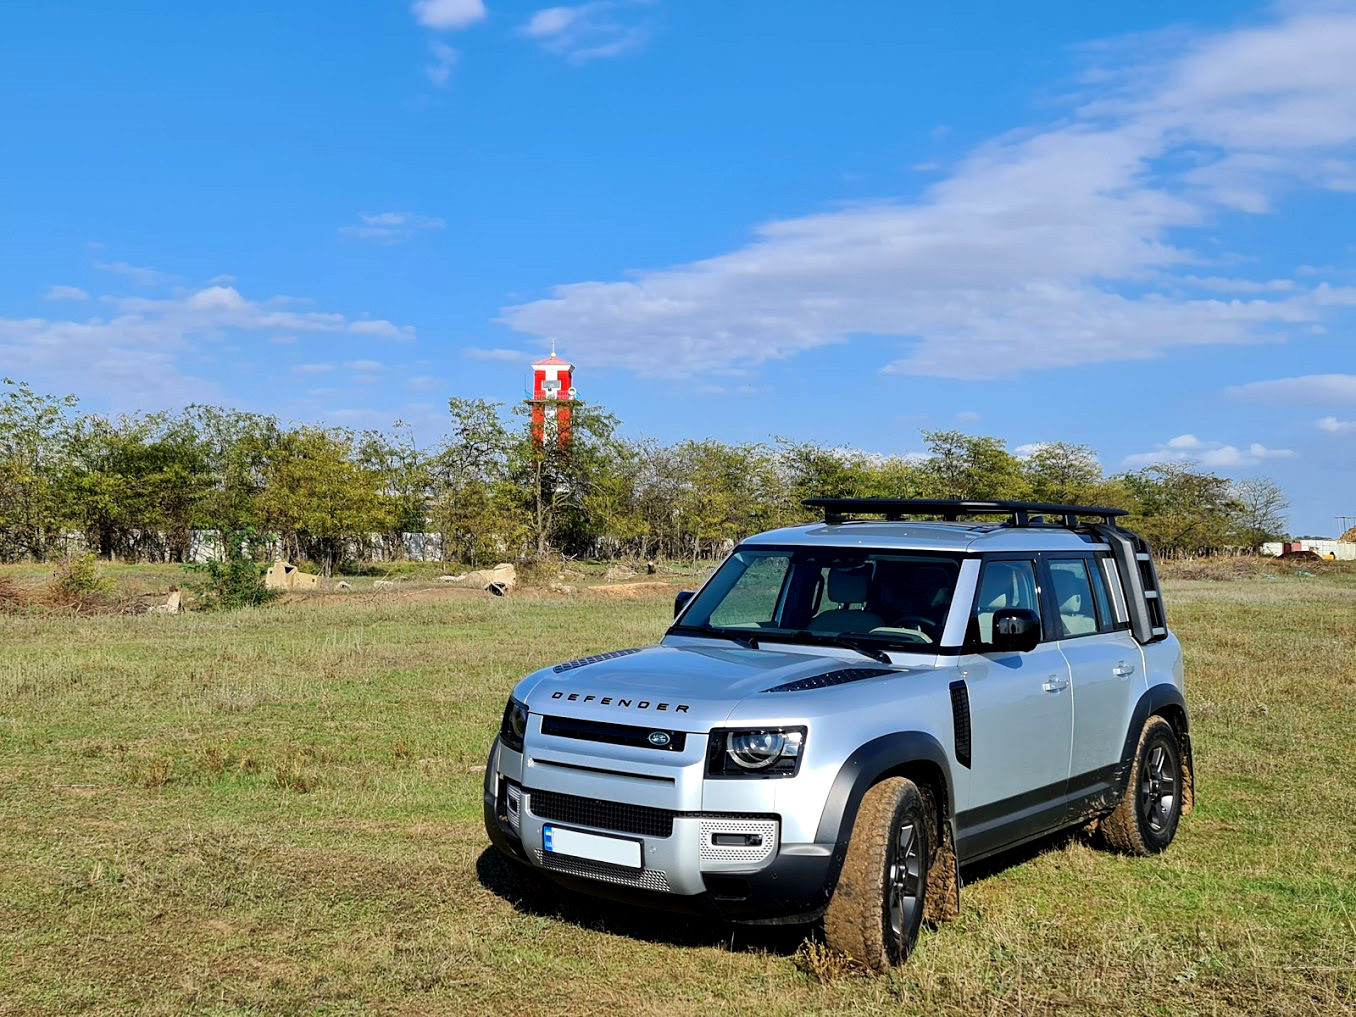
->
1118, 683, 1195, 813
814, 732, 955, 892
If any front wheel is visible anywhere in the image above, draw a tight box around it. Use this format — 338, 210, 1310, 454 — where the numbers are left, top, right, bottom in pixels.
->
823, 777, 931, 972
1099, 715, 1183, 855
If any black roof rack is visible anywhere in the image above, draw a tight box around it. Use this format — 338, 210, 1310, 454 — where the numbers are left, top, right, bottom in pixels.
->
803, 498, 1128, 528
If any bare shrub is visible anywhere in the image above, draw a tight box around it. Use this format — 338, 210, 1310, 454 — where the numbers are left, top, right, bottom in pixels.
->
274, 750, 316, 793
0, 575, 26, 613
141, 755, 173, 790
792, 939, 861, 984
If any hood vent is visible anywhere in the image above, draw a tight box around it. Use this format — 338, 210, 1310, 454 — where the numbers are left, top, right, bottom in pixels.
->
762, 667, 897, 693
553, 648, 642, 673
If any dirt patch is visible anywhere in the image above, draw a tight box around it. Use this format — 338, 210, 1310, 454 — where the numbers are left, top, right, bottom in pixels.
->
275, 586, 488, 607
589, 581, 681, 598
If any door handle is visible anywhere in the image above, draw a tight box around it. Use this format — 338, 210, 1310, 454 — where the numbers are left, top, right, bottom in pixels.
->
1042, 675, 1069, 693
1113, 662, 1136, 678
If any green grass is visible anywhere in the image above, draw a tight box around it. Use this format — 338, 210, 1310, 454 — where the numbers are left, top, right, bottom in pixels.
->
1, 567, 1353, 1015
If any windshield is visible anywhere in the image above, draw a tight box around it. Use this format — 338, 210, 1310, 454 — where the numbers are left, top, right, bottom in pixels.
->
672, 546, 962, 649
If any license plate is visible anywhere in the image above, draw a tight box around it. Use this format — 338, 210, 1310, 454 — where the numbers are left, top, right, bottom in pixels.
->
542, 825, 642, 870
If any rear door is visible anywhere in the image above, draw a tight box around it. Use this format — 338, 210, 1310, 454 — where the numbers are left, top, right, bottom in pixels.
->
1043, 554, 1146, 816
956, 555, 1074, 861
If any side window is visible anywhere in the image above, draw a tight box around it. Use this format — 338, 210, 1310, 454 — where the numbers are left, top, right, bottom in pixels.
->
1047, 559, 1099, 638
1086, 557, 1115, 631
971, 559, 1041, 644
708, 554, 790, 628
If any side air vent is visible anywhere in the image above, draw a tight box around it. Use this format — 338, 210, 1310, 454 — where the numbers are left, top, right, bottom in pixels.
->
553, 648, 642, 673
762, 667, 896, 693
949, 680, 972, 768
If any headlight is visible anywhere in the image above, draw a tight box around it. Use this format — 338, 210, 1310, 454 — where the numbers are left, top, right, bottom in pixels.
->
499, 696, 528, 752
708, 727, 806, 777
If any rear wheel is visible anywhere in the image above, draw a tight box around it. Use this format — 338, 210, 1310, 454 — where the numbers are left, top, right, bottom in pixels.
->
824, 777, 931, 972
1100, 715, 1182, 855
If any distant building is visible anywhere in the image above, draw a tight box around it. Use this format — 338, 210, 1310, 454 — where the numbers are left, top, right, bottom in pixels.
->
528, 341, 576, 457
1261, 540, 1356, 560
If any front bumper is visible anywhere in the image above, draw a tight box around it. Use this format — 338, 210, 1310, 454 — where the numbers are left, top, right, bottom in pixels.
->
483, 739, 837, 923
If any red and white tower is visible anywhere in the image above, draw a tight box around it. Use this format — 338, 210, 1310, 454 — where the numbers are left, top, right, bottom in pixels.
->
528, 341, 576, 456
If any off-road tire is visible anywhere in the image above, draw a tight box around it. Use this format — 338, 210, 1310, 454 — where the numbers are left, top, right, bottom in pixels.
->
1100, 715, 1183, 855
824, 777, 931, 972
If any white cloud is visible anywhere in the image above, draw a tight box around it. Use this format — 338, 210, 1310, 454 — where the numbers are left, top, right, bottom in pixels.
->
0, 282, 415, 408
343, 359, 384, 371
350, 319, 412, 340
426, 41, 458, 86
954, 410, 981, 423
1165, 434, 1203, 449
464, 347, 528, 362
94, 260, 173, 287
1178, 275, 1297, 293
292, 363, 337, 375
340, 211, 446, 244
411, 0, 486, 31
521, 2, 653, 62
42, 285, 87, 301
1124, 437, 1296, 469
502, 10, 1356, 379
1227, 373, 1356, 404
1317, 415, 1356, 433
406, 375, 443, 391
695, 383, 763, 397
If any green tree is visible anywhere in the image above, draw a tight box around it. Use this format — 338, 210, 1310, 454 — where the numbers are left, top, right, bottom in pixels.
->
0, 378, 77, 560
1119, 463, 1239, 555
257, 426, 393, 574
429, 398, 526, 564
919, 430, 1027, 502
510, 399, 622, 558
360, 422, 431, 558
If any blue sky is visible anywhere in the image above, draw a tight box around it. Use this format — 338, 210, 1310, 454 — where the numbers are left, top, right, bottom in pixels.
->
2, 0, 1354, 534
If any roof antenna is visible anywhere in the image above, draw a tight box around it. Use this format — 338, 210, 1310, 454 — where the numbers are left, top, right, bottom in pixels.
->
550, 337, 557, 358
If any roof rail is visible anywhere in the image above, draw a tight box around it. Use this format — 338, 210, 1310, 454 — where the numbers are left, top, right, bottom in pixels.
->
802, 498, 1128, 528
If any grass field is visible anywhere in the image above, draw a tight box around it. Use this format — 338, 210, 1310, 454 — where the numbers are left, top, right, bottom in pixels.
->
1, 566, 1354, 1016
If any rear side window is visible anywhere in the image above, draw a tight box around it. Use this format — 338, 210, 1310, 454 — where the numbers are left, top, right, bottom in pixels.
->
1048, 559, 1101, 638
971, 559, 1042, 644
1086, 557, 1115, 629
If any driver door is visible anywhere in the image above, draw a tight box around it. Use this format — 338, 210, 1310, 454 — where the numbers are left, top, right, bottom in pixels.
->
956, 556, 1074, 861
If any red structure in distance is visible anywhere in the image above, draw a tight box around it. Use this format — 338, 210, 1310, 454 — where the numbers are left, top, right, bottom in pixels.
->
528, 342, 576, 457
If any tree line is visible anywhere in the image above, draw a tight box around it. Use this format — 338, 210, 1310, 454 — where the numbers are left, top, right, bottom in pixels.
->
0, 377, 1291, 568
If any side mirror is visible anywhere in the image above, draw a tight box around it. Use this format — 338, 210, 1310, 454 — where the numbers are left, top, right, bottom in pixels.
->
673, 590, 695, 619
991, 608, 1041, 653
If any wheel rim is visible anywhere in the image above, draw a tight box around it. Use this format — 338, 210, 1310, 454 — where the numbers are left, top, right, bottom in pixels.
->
886, 818, 923, 941
1139, 741, 1177, 834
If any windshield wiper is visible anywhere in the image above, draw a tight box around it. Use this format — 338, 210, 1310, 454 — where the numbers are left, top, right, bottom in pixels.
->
669, 625, 759, 650
786, 631, 893, 664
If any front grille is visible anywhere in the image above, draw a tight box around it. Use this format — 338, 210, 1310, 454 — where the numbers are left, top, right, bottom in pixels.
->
527, 788, 675, 838
535, 850, 671, 892
762, 667, 896, 693
540, 714, 686, 752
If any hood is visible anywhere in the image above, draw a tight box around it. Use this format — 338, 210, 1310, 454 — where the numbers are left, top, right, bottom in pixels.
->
517, 642, 919, 730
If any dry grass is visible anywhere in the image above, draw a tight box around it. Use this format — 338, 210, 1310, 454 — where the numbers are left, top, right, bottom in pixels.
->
0, 564, 1353, 1015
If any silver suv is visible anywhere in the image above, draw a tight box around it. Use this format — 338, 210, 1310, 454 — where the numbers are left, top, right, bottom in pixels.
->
483, 499, 1194, 970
